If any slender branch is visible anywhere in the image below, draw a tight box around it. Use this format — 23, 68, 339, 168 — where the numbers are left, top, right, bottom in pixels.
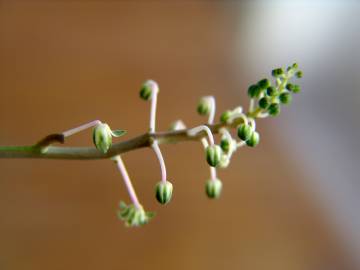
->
0, 122, 234, 160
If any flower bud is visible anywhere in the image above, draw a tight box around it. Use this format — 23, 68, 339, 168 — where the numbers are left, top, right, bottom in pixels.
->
140, 80, 158, 100
266, 86, 277, 96
258, 97, 270, 109
206, 145, 222, 167
169, 120, 186, 131
220, 135, 236, 154
205, 179, 222, 199
272, 68, 284, 77
268, 103, 281, 116
92, 123, 112, 153
248, 84, 262, 98
218, 154, 230, 169
292, 84, 301, 93
246, 131, 260, 147
155, 181, 173, 205
117, 201, 155, 227
279, 92, 292, 105
237, 124, 253, 141
286, 83, 294, 91
197, 97, 213, 116
258, 78, 271, 89
295, 70, 303, 78
220, 110, 232, 123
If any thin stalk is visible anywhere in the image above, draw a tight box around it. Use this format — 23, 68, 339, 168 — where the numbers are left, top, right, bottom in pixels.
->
113, 155, 141, 209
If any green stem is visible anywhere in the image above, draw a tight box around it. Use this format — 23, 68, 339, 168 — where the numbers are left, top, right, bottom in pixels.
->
0, 123, 228, 160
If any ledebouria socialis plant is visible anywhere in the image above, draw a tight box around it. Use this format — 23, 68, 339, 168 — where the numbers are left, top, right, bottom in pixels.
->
0, 63, 303, 227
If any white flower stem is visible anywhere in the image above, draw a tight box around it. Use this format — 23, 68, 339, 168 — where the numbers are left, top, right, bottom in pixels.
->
207, 96, 216, 125
249, 98, 255, 113
188, 125, 215, 145
62, 120, 102, 137
113, 155, 141, 210
149, 82, 159, 133
152, 141, 167, 183
227, 113, 248, 125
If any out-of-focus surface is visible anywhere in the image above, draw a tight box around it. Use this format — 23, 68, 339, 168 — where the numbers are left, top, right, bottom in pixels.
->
0, 1, 359, 270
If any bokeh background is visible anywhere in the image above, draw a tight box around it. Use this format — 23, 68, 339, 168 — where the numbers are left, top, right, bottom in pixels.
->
0, 1, 359, 270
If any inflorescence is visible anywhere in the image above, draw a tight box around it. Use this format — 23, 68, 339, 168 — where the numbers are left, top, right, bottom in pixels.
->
7, 63, 303, 227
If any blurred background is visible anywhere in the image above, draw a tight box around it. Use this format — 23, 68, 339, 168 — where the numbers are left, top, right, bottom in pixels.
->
0, 1, 359, 269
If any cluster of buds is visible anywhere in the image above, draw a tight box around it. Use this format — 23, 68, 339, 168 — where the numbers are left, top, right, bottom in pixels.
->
60, 63, 302, 227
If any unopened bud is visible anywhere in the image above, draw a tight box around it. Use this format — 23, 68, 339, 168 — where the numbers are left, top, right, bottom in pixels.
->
197, 96, 214, 116
140, 80, 158, 100
220, 110, 232, 123
206, 145, 222, 167
246, 131, 260, 147
155, 181, 173, 205
279, 92, 292, 105
237, 124, 253, 141
268, 103, 281, 116
205, 179, 222, 199
92, 123, 112, 153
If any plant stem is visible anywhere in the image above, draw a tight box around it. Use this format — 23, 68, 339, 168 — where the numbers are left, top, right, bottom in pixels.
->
0, 121, 244, 160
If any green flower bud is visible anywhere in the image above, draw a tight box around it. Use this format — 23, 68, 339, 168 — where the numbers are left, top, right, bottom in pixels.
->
258, 78, 271, 89
248, 84, 262, 98
292, 63, 299, 69
155, 181, 173, 205
237, 124, 253, 141
205, 179, 222, 199
246, 131, 260, 147
218, 154, 230, 169
292, 84, 301, 93
140, 80, 158, 100
197, 97, 213, 116
271, 68, 284, 77
279, 92, 292, 105
286, 83, 294, 91
266, 86, 277, 96
295, 70, 303, 78
92, 123, 112, 153
220, 137, 230, 153
206, 145, 223, 167
268, 103, 281, 116
117, 202, 155, 227
258, 97, 270, 109
220, 110, 232, 123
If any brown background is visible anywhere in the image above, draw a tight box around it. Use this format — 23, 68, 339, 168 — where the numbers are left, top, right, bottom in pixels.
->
0, 1, 359, 270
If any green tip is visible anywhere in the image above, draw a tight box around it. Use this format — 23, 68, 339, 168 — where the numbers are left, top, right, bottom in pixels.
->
292, 63, 299, 69
268, 103, 281, 116
286, 83, 294, 91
